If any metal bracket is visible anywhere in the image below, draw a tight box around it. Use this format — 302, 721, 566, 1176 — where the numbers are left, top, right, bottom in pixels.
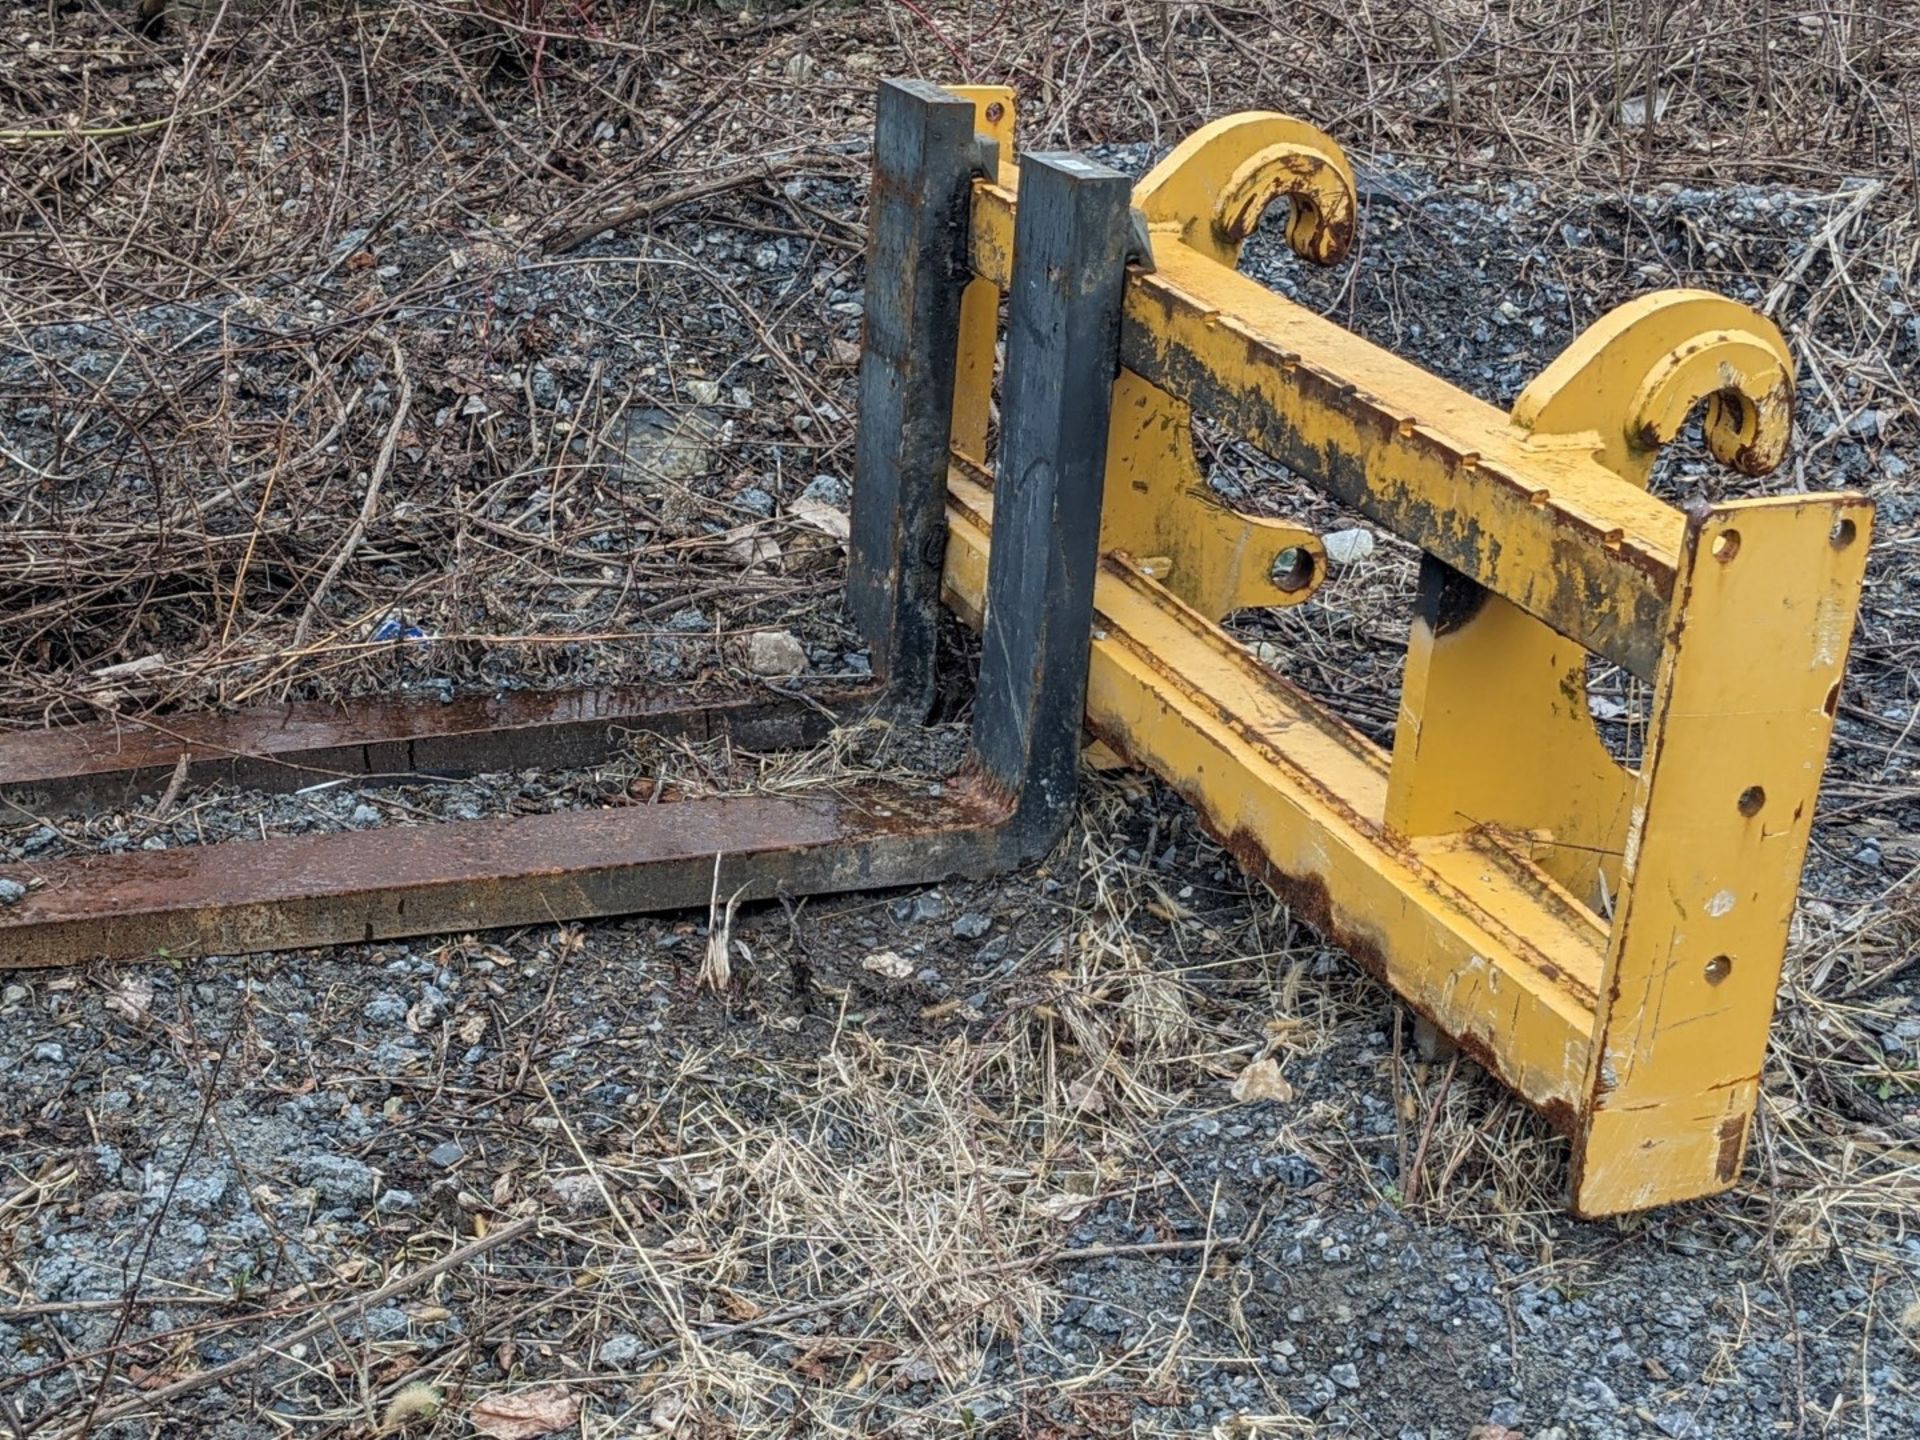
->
1124, 207, 1156, 273
940, 94, 1870, 1216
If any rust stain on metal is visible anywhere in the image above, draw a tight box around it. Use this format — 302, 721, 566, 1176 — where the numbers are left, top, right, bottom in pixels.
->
1, 687, 866, 814
0, 784, 1011, 969
1222, 809, 1584, 1139
1713, 1111, 1748, 1183
1076, 709, 1585, 1134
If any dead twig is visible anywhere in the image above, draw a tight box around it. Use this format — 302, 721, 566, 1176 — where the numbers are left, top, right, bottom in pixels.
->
545, 155, 842, 254
290, 341, 412, 650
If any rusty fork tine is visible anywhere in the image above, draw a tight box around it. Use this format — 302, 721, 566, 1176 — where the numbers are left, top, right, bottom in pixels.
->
0, 689, 849, 817
0, 110, 1135, 973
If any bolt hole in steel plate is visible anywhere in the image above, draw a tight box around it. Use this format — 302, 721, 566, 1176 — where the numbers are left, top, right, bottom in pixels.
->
1737, 785, 1766, 817
1711, 529, 1741, 562
1704, 955, 1734, 986
1830, 516, 1858, 550
1270, 546, 1316, 592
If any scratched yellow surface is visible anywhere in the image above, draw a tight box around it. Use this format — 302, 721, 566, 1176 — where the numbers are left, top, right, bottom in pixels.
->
935, 90, 1870, 1213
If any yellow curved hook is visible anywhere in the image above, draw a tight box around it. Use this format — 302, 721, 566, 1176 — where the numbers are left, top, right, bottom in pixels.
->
1514, 290, 1795, 484
1133, 114, 1357, 269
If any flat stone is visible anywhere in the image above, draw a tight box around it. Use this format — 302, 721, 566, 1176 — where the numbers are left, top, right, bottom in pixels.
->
619, 406, 715, 485
746, 630, 807, 676
801, 473, 848, 507
601, 1332, 645, 1367
363, 992, 408, 1025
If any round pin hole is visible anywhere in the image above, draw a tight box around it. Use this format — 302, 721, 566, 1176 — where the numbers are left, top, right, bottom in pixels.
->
1704, 955, 1733, 986
1830, 516, 1858, 550
1711, 529, 1741, 562
1271, 546, 1316, 593
985, 101, 1006, 124
1737, 785, 1766, 817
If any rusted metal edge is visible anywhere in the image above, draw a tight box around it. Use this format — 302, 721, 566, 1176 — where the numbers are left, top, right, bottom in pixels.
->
0, 686, 866, 817
0, 783, 1008, 968
943, 469, 1603, 1118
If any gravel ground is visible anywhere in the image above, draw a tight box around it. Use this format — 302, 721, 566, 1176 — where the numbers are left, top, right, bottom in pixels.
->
3, 6, 1917, 1439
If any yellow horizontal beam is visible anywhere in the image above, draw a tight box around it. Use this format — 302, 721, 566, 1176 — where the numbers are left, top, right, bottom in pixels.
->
945, 468, 1603, 1121
967, 182, 1685, 680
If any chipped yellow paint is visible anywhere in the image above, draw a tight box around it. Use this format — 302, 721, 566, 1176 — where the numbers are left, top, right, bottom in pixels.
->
1132, 113, 1357, 268
1573, 496, 1871, 1213
1514, 290, 1796, 479
1096, 106, 1356, 617
1388, 293, 1801, 909
932, 89, 1870, 1214
967, 181, 1695, 681
1098, 368, 1325, 621
946, 471, 1602, 1119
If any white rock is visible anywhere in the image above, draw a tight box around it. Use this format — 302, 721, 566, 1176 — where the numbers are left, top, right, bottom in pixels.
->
1229, 1056, 1295, 1104
1322, 528, 1375, 565
746, 630, 807, 677
787, 495, 850, 541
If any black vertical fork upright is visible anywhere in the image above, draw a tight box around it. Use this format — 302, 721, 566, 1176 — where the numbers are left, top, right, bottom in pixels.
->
971, 153, 1134, 861
847, 78, 982, 719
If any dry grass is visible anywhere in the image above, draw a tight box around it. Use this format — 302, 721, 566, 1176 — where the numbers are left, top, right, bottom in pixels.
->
2, 1, 1918, 1434
491, 779, 1347, 1436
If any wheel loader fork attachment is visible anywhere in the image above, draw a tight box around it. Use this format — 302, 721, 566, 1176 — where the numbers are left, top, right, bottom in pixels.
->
0, 83, 1871, 1219
937, 93, 1870, 1215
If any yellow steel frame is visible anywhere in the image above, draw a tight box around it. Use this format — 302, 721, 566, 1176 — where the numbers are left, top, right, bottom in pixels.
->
937, 88, 1871, 1215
